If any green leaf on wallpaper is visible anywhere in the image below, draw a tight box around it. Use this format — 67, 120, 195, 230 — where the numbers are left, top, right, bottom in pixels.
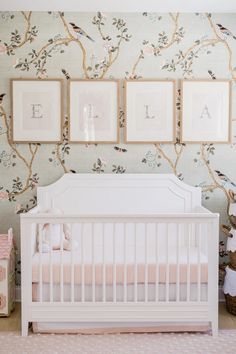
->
162, 64, 169, 69
112, 165, 126, 174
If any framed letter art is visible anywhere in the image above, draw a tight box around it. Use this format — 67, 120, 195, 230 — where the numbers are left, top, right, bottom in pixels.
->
181, 80, 231, 143
69, 80, 119, 143
125, 80, 175, 143
11, 79, 62, 143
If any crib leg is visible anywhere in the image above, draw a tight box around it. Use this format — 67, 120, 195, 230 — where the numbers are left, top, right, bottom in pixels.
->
21, 321, 28, 337
21, 308, 29, 336
211, 319, 218, 337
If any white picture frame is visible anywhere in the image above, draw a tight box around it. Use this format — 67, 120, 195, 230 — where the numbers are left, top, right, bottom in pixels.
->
69, 79, 119, 143
181, 80, 231, 143
11, 79, 62, 143
125, 80, 175, 143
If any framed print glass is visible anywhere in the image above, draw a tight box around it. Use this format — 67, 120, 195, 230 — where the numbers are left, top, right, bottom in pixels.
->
69, 79, 119, 143
125, 80, 175, 143
181, 80, 231, 143
11, 79, 62, 143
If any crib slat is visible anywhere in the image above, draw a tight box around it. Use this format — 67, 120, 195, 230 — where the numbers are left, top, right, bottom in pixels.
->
207, 222, 211, 303
70, 224, 75, 303
187, 224, 190, 302
155, 223, 159, 302
92, 223, 95, 302
81, 223, 85, 302
145, 223, 148, 303
124, 223, 127, 302
176, 224, 180, 302
197, 223, 201, 302
39, 224, 43, 303
134, 223, 137, 303
102, 223, 106, 303
113, 223, 116, 303
49, 224, 53, 302
60, 224, 64, 302
166, 224, 169, 302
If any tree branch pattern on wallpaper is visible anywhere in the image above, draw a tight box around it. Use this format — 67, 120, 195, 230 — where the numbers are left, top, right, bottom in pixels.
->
0, 11, 236, 282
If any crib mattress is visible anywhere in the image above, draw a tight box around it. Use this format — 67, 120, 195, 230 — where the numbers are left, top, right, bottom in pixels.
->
32, 247, 208, 285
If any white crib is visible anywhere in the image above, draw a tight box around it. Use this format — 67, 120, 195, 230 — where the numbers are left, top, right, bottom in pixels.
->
20, 174, 219, 336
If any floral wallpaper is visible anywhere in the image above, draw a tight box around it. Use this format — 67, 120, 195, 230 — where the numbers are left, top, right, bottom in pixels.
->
0, 11, 236, 284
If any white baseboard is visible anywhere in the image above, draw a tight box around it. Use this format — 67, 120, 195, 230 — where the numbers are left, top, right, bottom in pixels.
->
15, 285, 21, 302
15, 286, 225, 303
219, 286, 225, 302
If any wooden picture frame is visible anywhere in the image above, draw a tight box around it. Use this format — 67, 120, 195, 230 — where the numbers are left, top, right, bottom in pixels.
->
124, 79, 176, 143
68, 79, 119, 143
11, 78, 63, 143
181, 79, 231, 143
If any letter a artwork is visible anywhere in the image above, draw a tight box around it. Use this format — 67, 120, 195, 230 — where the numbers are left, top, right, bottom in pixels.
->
200, 105, 212, 119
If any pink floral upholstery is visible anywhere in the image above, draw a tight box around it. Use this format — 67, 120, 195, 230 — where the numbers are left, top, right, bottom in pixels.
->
0, 266, 6, 281
0, 293, 6, 310
0, 234, 13, 260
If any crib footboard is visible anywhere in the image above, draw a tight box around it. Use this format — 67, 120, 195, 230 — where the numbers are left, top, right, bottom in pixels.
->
20, 212, 219, 336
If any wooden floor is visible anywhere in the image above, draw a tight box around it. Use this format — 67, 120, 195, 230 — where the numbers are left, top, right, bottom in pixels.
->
0, 303, 236, 332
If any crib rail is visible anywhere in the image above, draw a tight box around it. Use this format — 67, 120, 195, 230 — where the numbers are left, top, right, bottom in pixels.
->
21, 213, 218, 335
21, 214, 218, 303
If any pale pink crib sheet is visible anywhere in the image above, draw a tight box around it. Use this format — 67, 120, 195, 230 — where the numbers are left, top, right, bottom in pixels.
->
32, 249, 208, 285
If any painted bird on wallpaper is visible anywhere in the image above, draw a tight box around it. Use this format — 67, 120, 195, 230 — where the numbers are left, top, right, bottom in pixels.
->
216, 24, 236, 40
0, 94, 6, 104
208, 70, 216, 80
69, 22, 95, 42
215, 170, 236, 187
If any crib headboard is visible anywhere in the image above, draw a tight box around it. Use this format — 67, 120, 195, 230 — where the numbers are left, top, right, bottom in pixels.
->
36, 174, 201, 214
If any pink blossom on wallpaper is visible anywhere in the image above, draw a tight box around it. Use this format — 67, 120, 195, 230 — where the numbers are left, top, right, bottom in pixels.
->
0, 266, 6, 281
14, 204, 22, 213
143, 45, 154, 55
103, 42, 113, 52
12, 57, 19, 68
0, 191, 8, 201
38, 70, 48, 79
0, 43, 7, 55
